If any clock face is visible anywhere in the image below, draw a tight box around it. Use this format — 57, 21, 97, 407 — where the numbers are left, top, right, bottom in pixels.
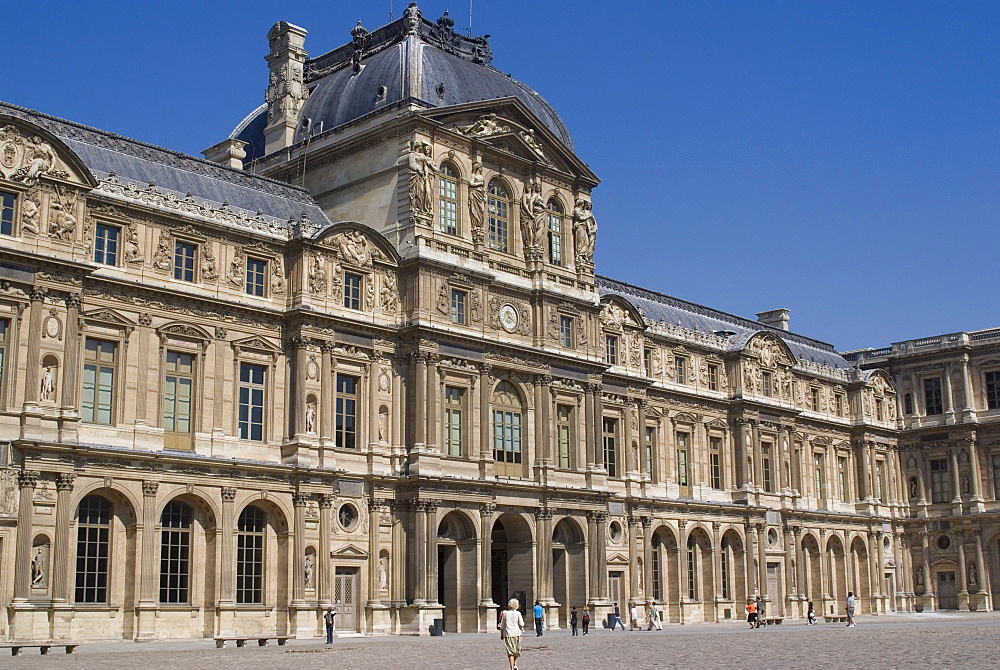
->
499, 304, 519, 332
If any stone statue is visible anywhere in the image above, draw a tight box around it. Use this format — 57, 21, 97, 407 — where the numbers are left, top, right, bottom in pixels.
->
519, 182, 544, 256
380, 273, 399, 312
48, 187, 77, 241
572, 198, 597, 263
520, 129, 545, 159
31, 546, 47, 587
304, 553, 315, 589
40, 366, 55, 401
961, 475, 970, 495
305, 403, 316, 433
20, 136, 55, 186
378, 411, 387, 442
915, 567, 924, 589
378, 558, 388, 591
337, 230, 373, 267
459, 113, 508, 138
909, 477, 918, 499
308, 254, 327, 294
123, 223, 142, 262
201, 245, 218, 281
408, 141, 435, 216
0, 471, 17, 514
20, 198, 39, 235
968, 561, 977, 586
468, 162, 486, 242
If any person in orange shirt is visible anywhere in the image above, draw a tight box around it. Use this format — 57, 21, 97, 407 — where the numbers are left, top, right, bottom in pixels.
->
745, 600, 758, 629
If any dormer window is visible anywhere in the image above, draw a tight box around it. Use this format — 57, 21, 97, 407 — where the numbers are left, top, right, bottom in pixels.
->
487, 179, 509, 253
173, 241, 197, 282
547, 199, 563, 266
438, 162, 459, 235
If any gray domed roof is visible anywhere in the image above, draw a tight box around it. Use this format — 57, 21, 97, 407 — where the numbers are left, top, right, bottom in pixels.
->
232, 8, 573, 162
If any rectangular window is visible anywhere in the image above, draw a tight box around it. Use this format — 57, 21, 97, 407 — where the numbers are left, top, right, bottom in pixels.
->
245, 257, 266, 297
986, 372, 1000, 410
762, 371, 772, 397
82, 338, 117, 424
761, 442, 773, 493
94, 223, 120, 266
645, 426, 656, 481
238, 362, 266, 441
0, 319, 6, 392
930, 458, 950, 503
993, 455, 1000, 500
838, 457, 849, 502
652, 544, 661, 601
925, 378, 943, 415
720, 548, 730, 600
335, 374, 358, 449
835, 394, 845, 417
557, 405, 572, 469
814, 453, 825, 500
343, 273, 362, 310
444, 386, 464, 457
675, 356, 687, 384
710, 436, 723, 489
676, 431, 689, 487
548, 210, 563, 266
163, 351, 195, 451
439, 173, 458, 234
75, 497, 111, 604
875, 398, 884, 421
643, 349, 652, 377
451, 289, 466, 325
0, 191, 15, 236
559, 316, 573, 349
876, 460, 887, 503
492, 409, 522, 465
159, 504, 191, 604
606, 335, 618, 365
603, 417, 618, 478
173, 241, 196, 281
707, 364, 719, 391
687, 543, 696, 599
811, 388, 821, 411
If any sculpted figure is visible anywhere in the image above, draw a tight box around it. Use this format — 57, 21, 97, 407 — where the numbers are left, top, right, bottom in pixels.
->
20, 198, 39, 234
48, 188, 77, 241
468, 162, 486, 239
305, 403, 316, 433
304, 553, 315, 588
339, 230, 372, 267
408, 142, 435, 216
31, 546, 47, 586
968, 561, 978, 586
573, 198, 597, 262
459, 113, 506, 138
22, 136, 55, 185
378, 558, 389, 590
519, 182, 545, 255
40, 366, 55, 401
124, 224, 142, 262
308, 254, 327, 294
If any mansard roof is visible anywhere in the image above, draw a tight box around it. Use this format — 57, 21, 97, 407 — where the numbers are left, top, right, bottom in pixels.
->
596, 275, 853, 370
232, 5, 572, 161
0, 101, 330, 231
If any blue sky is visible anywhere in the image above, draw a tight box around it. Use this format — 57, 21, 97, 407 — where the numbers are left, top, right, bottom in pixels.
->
6, 1, 998, 351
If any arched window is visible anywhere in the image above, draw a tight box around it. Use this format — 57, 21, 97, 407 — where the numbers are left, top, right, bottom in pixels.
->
438, 162, 459, 235
546, 199, 563, 266
75, 495, 113, 604
487, 179, 509, 253
160, 500, 192, 603
236, 505, 266, 604
492, 381, 523, 476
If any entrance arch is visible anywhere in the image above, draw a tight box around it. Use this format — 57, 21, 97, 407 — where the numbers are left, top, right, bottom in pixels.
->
720, 529, 746, 617
551, 517, 586, 626
650, 525, 679, 622
849, 537, 871, 613
490, 513, 535, 616
827, 535, 847, 614
437, 511, 478, 631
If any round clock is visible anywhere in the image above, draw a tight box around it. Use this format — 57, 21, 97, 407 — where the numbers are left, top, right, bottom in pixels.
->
499, 303, 519, 333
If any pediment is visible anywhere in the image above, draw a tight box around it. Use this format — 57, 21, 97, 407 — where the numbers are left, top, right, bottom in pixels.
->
0, 118, 97, 188
930, 558, 958, 568
330, 543, 369, 559
606, 552, 630, 565
313, 222, 398, 268
705, 418, 729, 431
157, 322, 213, 342
81, 308, 136, 329
744, 332, 795, 368
599, 296, 644, 332
231, 335, 282, 355
673, 412, 699, 425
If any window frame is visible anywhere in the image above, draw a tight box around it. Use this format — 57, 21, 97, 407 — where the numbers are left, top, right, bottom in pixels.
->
707, 363, 720, 391
238, 361, 267, 442
487, 179, 510, 253
82, 337, 119, 425
924, 377, 943, 415
450, 288, 466, 325
343, 272, 362, 310
438, 162, 460, 235
335, 373, 359, 449
163, 349, 197, 451
0, 190, 17, 236
236, 505, 266, 605
159, 500, 192, 604
761, 371, 773, 397
930, 458, 950, 503
676, 430, 690, 492
546, 198, 564, 266
173, 240, 198, 282
75, 494, 113, 604
93, 222, 121, 266
245, 256, 267, 297
603, 417, 619, 478
559, 315, 574, 349
605, 335, 618, 365
674, 356, 687, 385
556, 404, 573, 469
761, 441, 773, 493
444, 385, 464, 457
985, 371, 1000, 411
709, 435, 723, 489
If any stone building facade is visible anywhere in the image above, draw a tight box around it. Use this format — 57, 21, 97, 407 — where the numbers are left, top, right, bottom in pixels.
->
0, 5, 956, 642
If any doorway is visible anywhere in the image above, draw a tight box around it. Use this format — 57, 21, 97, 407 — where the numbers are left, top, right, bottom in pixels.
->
937, 571, 957, 609
334, 566, 359, 631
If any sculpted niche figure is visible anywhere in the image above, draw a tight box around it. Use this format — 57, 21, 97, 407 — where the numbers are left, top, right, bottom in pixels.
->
468, 162, 486, 242
519, 182, 545, 256
40, 366, 55, 401
573, 198, 597, 263
408, 142, 436, 216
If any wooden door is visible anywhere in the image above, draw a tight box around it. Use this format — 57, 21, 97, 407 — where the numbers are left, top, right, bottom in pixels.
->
334, 566, 359, 631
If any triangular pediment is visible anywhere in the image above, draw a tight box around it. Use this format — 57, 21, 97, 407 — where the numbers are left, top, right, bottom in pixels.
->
423, 98, 598, 183
231, 335, 282, 354
607, 552, 630, 565
0, 117, 97, 188
930, 557, 958, 568
81, 308, 136, 328
330, 543, 369, 559
157, 322, 212, 341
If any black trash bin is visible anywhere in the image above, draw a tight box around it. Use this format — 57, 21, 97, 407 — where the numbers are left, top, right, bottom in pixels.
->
431, 618, 444, 636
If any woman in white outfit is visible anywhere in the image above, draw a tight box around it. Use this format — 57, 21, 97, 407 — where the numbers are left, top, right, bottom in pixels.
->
499, 598, 525, 670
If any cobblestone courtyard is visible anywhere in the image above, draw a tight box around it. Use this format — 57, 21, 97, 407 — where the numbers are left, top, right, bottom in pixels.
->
7, 613, 1000, 669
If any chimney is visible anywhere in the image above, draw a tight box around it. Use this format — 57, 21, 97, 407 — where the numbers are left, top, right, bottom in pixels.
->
263, 21, 309, 156
756, 308, 790, 331
202, 139, 248, 170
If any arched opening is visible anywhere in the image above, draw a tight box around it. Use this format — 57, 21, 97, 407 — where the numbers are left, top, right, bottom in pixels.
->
686, 528, 715, 621
802, 534, 822, 608
438, 161, 460, 235
235, 501, 290, 635
436, 511, 478, 632
551, 517, 586, 626
720, 529, 746, 618
490, 513, 534, 618
39, 354, 59, 404
546, 198, 564, 266
650, 526, 679, 623
827, 535, 847, 615
850, 537, 871, 613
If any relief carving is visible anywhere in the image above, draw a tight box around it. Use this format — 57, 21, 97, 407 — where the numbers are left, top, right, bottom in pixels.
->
380, 270, 399, 312
152, 229, 173, 271
201, 243, 219, 281
0, 126, 69, 185
308, 253, 327, 294
48, 186, 78, 241
457, 113, 510, 138
408, 141, 436, 217
519, 180, 545, 260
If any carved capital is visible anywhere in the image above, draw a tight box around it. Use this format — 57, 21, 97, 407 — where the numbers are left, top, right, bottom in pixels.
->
29, 287, 47, 302
367, 497, 385, 512
221, 486, 238, 503
641, 516, 653, 529
65, 293, 82, 310
319, 494, 336, 509
293, 492, 310, 507
587, 510, 608, 523
480, 502, 497, 517
288, 335, 311, 350
534, 507, 554, 521
18, 470, 40, 489
56, 473, 76, 491
142, 480, 159, 497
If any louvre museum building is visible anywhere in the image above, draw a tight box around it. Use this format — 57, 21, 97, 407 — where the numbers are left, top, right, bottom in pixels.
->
1, 4, 999, 643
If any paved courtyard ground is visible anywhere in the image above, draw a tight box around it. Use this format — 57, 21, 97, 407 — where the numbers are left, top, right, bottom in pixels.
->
7, 612, 1000, 669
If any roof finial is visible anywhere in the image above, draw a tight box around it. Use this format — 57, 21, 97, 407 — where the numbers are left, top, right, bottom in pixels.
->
438, 9, 455, 30
403, 2, 422, 35
351, 19, 368, 43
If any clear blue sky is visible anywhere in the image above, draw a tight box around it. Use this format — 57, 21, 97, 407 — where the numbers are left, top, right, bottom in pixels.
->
6, 1, 998, 351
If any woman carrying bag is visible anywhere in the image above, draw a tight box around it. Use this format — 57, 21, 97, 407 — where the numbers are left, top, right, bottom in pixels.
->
498, 598, 525, 670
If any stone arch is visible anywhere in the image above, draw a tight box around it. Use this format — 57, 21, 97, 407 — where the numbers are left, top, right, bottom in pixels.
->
234, 498, 291, 631
491, 380, 529, 477
801, 533, 823, 605
157, 490, 219, 635
437, 509, 479, 631
826, 534, 847, 610
649, 523, 679, 620
850, 536, 871, 611
685, 526, 715, 620
490, 511, 535, 616
720, 528, 746, 607
551, 516, 586, 626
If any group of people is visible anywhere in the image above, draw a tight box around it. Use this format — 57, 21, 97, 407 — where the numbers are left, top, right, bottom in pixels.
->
750, 592, 858, 629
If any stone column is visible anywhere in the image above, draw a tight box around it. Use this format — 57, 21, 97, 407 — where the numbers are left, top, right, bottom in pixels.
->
480, 503, 496, 607
318, 494, 334, 605
973, 532, 991, 608
60, 294, 82, 412
950, 448, 962, 503
677, 521, 689, 620
783, 525, 795, 603
642, 517, 654, 605
479, 364, 493, 465
12, 471, 39, 602
292, 492, 308, 604
22, 288, 46, 409
413, 353, 427, 450
817, 530, 828, 599
943, 364, 955, 423
959, 353, 975, 417
751, 423, 762, 490
289, 336, 310, 437
391, 502, 406, 605
745, 523, 757, 596
584, 384, 596, 469
868, 531, 881, 611
50, 473, 76, 603
966, 436, 984, 503
425, 501, 439, 604
712, 521, 723, 606
425, 354, 439, 452
627, 514, 640, 601
920, 530, 933, 600
956, 531, 968, 595
855, 441, 871, 501
592, 384, 605, 470
588, 511, 608, 602
793, 527, 806, 598
637, 402, 648, 480
535, 508, 554, 604
533, 376, 552, 472
217, 486, 237, 636
756, 524, 767, 602
368, 498, 383, 606
136, 480, 160, 640
411, 501, 428, 604
910, 371, 923, 418
321, 342, 336, 467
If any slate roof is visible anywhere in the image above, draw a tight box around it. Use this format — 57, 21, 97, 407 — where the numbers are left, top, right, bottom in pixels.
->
0, 101, 330, 228
596, 275, 854, 370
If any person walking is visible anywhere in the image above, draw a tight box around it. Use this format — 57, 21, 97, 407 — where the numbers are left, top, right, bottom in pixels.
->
745, 600, 758, 629
611, 603, 626, 631
581, 606, 591, 635
807, 601, 816, 625
647, 602, 662, 631
845, 591, 857, 627
756, 596, 765, 627
629, 603, 640, 630
499, 598, 525, 670
324, 606, 337, 643
533, 600, 544, 636
570, 606, 579, 636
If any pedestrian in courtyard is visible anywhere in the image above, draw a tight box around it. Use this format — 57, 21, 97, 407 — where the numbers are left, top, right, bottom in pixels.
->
629, 603, 640, 630
846, 592, 856, 627
570, 606, 579, 636
647, 602, 662, 631
581, 606, 591, 635
533, 600, 544, 636
745, 600, 758, 629
611, 602, 626, 630
324, 606, 337, 643
499, 598, 525, 670
806, 601, 816, 625
756, 596, 765, 627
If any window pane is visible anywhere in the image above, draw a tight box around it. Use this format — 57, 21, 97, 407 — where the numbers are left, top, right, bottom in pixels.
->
0, 192, 15, 236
